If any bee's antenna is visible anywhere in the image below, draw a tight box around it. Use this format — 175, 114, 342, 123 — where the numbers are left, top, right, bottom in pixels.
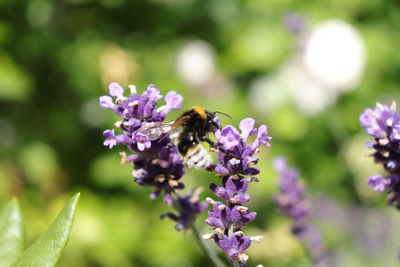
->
214, 111, 234, 123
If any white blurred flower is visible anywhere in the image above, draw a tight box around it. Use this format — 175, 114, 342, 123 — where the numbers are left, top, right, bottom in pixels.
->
303, 19, 366, 91
282, 57, 338, 115
250, 57, 338, 115
250, 19, 367, 116
249, 75, 288, 114
176, 40, 216, 87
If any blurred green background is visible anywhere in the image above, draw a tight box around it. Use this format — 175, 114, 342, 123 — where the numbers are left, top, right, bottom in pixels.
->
1, 0, 400, 266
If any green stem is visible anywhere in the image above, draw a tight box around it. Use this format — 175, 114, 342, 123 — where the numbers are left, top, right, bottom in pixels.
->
170, 191, 227, 267
191, 224, 227, 267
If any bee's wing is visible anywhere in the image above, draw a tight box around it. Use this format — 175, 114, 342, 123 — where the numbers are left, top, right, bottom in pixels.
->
170, 115, 189, 133
137, 122, 173, 140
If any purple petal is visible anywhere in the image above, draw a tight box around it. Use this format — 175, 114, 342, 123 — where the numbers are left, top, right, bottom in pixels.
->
103, 129, 117, 148
241, 167, 260, 176
175, 223, 185, 231
218, 126, 241, 150
227, 248, 240, 259
215, 235, 233, 252
391, 125, 400, 141
242, 211, 257, 224
252, 125, 271, 150
210, 183, 230, 200
367, 175, 390, 192
239, 118, 256, 141
238, 236, 251, 252
231, 193, 250, 204
214, 129, 221, 140
205, 217, 224, 228
215, 164, 230, 175
225, 177, 249, 194
133, 132, 151, 151
133, 168, 148, 179
237, 179, 249, 193
230, 207, 242, 223
165, 91, 183, 111
145, 84, 163, 101
365, 141, 374, 148
163, 193, 174, 206
124, 154, 139, 163
127, 118, 142, 128
224, 177, 237, 194
150, 189, 161, 199
359, 109, 374, 128
109, 82, 124, 98
99, 95, 115, 109
136, 84, 163, 118
198, 202, 209, 212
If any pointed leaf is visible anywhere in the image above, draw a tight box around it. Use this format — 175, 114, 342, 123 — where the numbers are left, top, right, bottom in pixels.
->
0, 198, 25, 267
12, 193, 80, 267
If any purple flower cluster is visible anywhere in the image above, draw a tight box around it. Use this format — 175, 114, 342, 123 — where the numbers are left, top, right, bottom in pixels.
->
360, 102, 400, 209
273, 157, 325, 263
203, 118, 271, 266
100, 82, 205, 230
161, 189, 208, 231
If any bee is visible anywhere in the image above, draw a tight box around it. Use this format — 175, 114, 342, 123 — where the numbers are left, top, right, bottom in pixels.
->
137, 106, 230, 170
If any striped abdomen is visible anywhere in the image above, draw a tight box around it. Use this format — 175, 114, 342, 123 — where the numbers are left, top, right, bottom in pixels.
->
183, 144, 213, 169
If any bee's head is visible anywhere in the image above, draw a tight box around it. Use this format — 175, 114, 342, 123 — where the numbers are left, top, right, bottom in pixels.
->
210, 110, 233, 130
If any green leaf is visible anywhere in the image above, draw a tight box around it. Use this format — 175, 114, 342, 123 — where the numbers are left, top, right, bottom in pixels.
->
0, 198, 25, 267
12, 193, 80, 267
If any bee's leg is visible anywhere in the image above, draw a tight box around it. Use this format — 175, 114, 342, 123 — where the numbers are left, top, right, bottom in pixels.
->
200, 136, 217, 149
201, 135, 239, 159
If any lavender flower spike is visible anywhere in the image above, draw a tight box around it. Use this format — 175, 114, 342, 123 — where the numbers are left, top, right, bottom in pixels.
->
100, 82, 204, 230
203, 118, 271, 266
360, 101, 400, 209
100, 82, 184, 200
273, 157, 325, 264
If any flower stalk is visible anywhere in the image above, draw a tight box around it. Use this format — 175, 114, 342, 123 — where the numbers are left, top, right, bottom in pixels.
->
203, 118, 271, 266
273, 157, 325, 264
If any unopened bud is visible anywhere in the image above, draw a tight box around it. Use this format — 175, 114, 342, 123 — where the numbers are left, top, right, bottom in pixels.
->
218, 204, 226, 210
206, 197, 217, 205
250, 236, 263, 243
128, 85, 136, 94
202, 233, 214, 240
114, 121, 123, 128
234, 231, 244, 236
237, 206, 248, 212
128, 100, 139, 107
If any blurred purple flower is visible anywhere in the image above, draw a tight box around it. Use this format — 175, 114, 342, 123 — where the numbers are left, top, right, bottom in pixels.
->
360, 102, 400, 209
273, 157, 325, 263
367, 175, 390, 192
203, 118, 270, 266
283, 12, 306, 35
